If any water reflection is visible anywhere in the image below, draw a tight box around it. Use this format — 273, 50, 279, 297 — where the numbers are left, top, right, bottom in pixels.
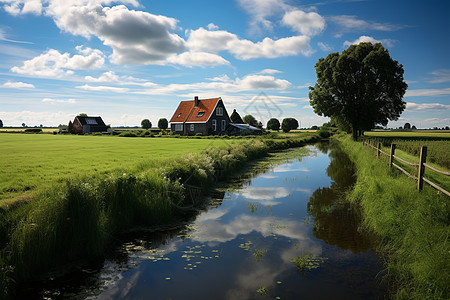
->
307, 142, 374, 253
21, 144, 385, 299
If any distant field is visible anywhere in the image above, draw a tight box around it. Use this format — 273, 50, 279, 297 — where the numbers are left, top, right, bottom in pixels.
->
0, 134, 236, 203
364, 130, 450, 138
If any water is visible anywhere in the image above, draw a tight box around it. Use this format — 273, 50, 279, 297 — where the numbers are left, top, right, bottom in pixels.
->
24, 143, 386, 299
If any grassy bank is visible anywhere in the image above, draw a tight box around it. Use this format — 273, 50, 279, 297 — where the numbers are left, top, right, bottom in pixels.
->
0, 134, 319, 298
338, 134, 449, 299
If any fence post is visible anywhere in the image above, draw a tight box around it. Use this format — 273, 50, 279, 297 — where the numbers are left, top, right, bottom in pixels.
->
377, 142, 381, 158
390, 144, 396, 168
417, 146, 427, 191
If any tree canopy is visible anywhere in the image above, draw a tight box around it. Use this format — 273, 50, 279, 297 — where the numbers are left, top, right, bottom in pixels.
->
243, 114, 258, 127
309, 42, 407, 140
141, 119, 152, 129
267, 118, 280, 131
281, 118, 299, 132
158, 118, 168, 130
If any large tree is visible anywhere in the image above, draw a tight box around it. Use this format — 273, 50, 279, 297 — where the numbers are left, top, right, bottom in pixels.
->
281, 118, 299, 133
0, 119, 3, 128
309, 42, 407, 140
267, 118, 280, 131
158, 118, 168, 130
243, 114, 258, 127
141, 119, 152, 129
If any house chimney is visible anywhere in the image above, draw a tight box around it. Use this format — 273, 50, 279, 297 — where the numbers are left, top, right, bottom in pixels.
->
194, 96, 199, 107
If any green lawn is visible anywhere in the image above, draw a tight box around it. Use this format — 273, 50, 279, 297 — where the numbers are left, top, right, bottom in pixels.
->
0, 134, 236, 203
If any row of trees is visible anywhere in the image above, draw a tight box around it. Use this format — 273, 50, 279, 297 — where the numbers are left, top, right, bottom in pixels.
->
141, 118, 168, 130
267, 118, 299, 132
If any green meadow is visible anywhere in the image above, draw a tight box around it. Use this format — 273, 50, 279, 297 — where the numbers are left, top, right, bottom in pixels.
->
0, 134, 236, 205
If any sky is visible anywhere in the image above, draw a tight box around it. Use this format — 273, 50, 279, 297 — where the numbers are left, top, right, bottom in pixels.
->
0, 0, 449, 128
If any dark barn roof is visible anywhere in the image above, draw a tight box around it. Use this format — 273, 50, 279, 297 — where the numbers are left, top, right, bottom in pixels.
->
76, 116, 106, 126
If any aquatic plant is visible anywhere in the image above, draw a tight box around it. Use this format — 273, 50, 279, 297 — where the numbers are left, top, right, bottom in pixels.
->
290, 254, 327, 272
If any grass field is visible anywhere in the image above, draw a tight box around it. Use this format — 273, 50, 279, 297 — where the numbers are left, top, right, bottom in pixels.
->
364, 130, 450, 138
339, 135, 449, 299
0, 134, 236, 204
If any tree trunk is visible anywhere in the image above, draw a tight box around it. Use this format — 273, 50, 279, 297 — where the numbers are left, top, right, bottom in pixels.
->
352, 125, 358, 141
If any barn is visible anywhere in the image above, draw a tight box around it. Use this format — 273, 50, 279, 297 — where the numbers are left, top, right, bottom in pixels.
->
73, 115, 109, 134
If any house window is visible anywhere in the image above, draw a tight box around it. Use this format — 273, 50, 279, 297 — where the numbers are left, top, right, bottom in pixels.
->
197, 111, 205, 117
216, 107, 223, 116
222, 120, 226, 131
212, 119, 217, 131
190, 124, 195, 131
175, 124, 183, 131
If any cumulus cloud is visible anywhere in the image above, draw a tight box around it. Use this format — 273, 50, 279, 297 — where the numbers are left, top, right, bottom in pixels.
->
2, 81, 35, 88
167, 51, 230, 67
406, 102, 450, 111
343, 35, 395, 48
11, 46, 105, 77
206, 23, 219, 30
84, 71, 157, 87
46, 2, 185, 64
281, 9, 325, 36
187, 27, 312, 59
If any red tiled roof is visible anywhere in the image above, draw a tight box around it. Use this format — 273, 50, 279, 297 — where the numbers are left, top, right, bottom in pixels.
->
170, 98, 220, 123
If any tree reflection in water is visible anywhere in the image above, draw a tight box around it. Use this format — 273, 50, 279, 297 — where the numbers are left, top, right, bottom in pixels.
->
308, 141, 374, 253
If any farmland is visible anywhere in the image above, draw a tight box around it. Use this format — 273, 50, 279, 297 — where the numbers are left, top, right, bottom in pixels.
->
0, 133, 236, 204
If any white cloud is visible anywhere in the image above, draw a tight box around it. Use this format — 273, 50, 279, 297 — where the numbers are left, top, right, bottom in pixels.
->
42, 98, 76, 104
238, 74, 291, 89
236, 0, 288, 34
11, 46, 105, 77
84, 71, 157, 87
135, 74, 293, 95
405, 88, 450, 97
406, 102, 450, 111
207, 23, 219, 30
281, 9, 325, 36
329, 15, 405, 32
46, 2, 185, 64
343, 35, 395, 48
187, 27, 312, 60
2, 81, 35, 89
317, 42, 332, 51
76, 84, 130, 93
429, 69, 450, 83
167, 51, 230, 67
258, 69, 282, 75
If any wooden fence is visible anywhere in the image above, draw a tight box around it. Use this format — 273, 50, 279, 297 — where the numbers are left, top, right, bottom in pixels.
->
362, 140, 450, 196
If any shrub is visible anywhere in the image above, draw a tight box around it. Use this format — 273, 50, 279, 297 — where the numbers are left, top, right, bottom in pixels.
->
24, 128, 42, 133
119, 131, 137, 137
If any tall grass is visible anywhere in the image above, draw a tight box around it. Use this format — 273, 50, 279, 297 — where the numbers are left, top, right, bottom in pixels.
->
0, 135, 319, 298
339, 134, 449, 299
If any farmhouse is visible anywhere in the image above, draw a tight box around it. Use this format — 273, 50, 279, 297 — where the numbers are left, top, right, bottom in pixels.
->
170, 97, 231, 136
73, 115, 109, 134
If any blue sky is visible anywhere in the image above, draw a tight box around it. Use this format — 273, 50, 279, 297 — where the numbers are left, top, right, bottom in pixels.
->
0, 0, 449, 128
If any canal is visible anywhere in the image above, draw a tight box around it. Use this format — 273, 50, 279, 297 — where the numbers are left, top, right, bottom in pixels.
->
23, 142, 386, 299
